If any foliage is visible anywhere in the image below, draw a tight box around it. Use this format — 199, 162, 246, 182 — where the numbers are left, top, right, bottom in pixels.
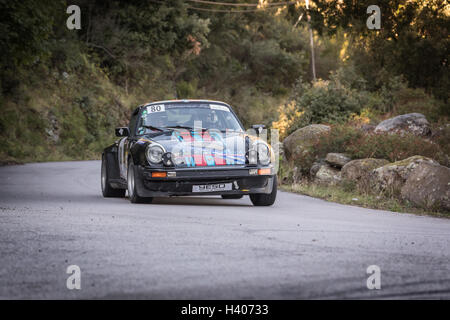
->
391, 88, 448, 122
281, 123, 448, 176
0, 0, 64, 94
272, 101, 304, 139
0, 1, 448, 164
432, 124, 450, 159
282, 72, 368, 133
315, 125, 448, 166
312, 0, 450, 101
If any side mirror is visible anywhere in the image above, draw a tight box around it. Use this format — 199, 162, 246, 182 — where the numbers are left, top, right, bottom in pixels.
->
115, 127, 130, 137
251, 124, 265, 135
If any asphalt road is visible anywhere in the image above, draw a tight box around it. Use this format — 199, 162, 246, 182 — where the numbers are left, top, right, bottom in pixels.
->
0, 160, 449, 299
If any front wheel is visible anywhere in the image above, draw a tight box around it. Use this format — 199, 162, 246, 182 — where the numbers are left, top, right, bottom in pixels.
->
249, 176, 277, 206
127, 161, 153, 204
101, 155, 126, 198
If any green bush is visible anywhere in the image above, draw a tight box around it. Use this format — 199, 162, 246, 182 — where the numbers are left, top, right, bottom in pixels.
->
392, 87, 448, 122
287, 73, 370, 132
283, 124, 449, 176
313, 125, 364, 159
313, 125, 448, 167
348, 133, 447, 166
432, 124, 450, 160
176, 80, 198, 99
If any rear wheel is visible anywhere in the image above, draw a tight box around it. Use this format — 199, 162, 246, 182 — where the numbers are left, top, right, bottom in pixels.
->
249, 175, 277, 206
127, 161, 153, 204
221, 195, 244, 199
101, 155, 126, 198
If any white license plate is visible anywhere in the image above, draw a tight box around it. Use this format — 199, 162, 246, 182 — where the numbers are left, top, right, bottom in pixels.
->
192, 183, 232, 193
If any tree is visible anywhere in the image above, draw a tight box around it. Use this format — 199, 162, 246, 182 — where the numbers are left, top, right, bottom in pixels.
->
311, 0, 449, 100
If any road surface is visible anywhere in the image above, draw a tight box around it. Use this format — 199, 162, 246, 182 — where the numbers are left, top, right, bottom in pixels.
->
1, 161, 449, 299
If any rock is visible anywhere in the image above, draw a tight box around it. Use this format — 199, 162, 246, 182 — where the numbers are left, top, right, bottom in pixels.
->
283, 124, 331, 161
314, 164, 341, 185
374, 113, 431, 136
310, 159, 326, 178
360, 124, 376, 133
401, 162, 450, 211
325, 153, 351, 168
342, 158, 389, 181
371, 156, 439, 195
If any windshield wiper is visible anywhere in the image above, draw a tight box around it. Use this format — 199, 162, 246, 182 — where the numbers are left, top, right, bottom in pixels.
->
165, 125, 204, 131
167, 126, 240, 132
142, 125, 167, 132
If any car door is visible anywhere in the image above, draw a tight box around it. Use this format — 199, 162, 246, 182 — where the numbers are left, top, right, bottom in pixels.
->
120, 107, 140, 179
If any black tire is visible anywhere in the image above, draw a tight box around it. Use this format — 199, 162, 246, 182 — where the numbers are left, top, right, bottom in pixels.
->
221, 195, 244, 199
127, 161, 153, 204
101, 155, 126, 198
249, 175, 277, 206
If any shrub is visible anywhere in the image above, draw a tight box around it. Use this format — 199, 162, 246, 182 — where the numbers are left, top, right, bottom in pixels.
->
176, 80, 198, 99
391, 87, 447, 122
431, 124, 450, 162
347, 133, 446, 165
286, 124, 449, 176
278, 157, 296, 185
276, 68, 375, 135
291, 78, 365, 129
313, 125, 364, 159
272, 101, 304, 139
313, 125, 448, 167
281, 122, 449, 180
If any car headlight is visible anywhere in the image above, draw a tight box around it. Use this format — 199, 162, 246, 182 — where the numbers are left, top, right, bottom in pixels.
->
146, 144, 165, 164
257, 143, 270, 165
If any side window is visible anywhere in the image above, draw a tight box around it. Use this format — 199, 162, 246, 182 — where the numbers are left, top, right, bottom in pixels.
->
129, 107, 140, 136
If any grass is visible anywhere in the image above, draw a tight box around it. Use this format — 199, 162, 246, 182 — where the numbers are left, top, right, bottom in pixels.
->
281, 182, 449, 219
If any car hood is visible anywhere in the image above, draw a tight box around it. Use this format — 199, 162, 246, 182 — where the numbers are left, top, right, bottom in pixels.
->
142, 130, 251, 166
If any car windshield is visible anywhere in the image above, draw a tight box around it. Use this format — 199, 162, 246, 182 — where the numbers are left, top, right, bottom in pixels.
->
136, 103, 243, 134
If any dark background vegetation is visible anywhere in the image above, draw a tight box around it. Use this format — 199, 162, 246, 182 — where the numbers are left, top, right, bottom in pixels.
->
0, 0, 448, 163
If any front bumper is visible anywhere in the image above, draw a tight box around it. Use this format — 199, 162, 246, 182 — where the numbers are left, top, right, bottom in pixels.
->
134, 165, 275, 197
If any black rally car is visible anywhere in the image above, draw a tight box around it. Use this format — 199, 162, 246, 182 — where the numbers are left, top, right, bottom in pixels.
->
101, 100, 277, 206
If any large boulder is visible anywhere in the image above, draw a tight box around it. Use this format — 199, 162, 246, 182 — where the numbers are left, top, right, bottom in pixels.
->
314, 164, 341, 185
325, 153, 351, 168
401, 162, 450, 211
374, 113, 431, 136
283, 124, 330, 161
371, 156, 439, 195
342, 158, 389, 182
